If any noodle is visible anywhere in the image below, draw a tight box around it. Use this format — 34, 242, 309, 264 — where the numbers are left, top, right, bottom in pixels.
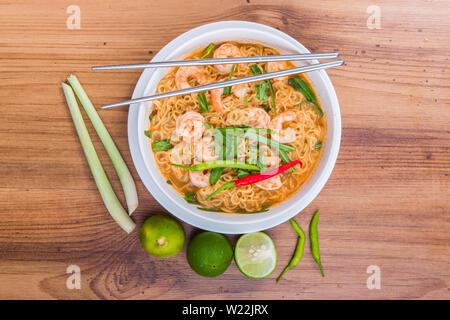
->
148, 42, 325, 213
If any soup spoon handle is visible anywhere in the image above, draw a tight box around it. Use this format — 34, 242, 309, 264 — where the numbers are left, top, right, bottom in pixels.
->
100, 60, 344, 109
92, 52, 339, 70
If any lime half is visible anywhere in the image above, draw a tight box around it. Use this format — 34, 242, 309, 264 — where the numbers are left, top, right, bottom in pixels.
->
234, 232, 277, 279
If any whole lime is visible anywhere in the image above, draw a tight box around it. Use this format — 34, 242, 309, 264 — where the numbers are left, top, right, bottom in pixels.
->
187, 231, 233, 277
140, 215, 185, 258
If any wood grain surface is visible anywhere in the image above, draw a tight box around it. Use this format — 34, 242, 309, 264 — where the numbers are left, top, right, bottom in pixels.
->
0, 0, 449, 300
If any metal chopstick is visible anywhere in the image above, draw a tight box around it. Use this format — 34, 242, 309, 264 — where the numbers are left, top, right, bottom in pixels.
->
92, 52, 339, 70
100, 60, 344, 109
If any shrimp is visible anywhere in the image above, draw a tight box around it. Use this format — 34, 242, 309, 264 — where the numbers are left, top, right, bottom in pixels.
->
213, 43, 242, 74
194, 135, 217, 163
269, 110, 297, 143
255, 175, 282, 190
210, 82, 249, 114
255, 155, 283, 190
170, 141, 192, 165
247, 107, 271, 128
231, 81, 249, 98
176, 111, 205, 143
266, 61, 289, 82
175, 66, 207, 90
189, 170, 211, 188
210, 88, 225, 113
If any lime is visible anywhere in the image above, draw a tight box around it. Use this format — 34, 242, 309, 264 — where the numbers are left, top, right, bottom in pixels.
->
187, 232, 233, 277
140, 215, 185, 258
234, 232, 277, 279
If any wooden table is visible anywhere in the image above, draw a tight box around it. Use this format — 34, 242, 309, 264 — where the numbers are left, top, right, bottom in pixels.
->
0, 0, 449, 300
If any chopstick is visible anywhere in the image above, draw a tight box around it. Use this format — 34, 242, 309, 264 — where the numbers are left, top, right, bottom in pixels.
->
92, 52, 339, 70
100, 60, 344, 109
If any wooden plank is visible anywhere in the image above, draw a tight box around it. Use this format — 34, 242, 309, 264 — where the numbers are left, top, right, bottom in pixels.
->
0, 0, 449, 299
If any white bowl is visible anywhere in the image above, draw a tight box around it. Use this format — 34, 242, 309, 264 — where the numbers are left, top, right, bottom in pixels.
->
128, 21, 341, 234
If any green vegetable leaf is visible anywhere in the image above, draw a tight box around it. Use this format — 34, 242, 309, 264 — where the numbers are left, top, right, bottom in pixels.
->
144, 130, 151, 138
152, 139, 173, 152
197, 93, 210, 113
166, 180, 173, 185
197, 207, 224, 213
304, 101, 324, 118
261, 104, 271, 113
244, 96, 248, 107
256, 82, 269, 100
185, 193, 198, 204
288, 76, 317, 103
210, 167, 224, 185
223, 64, 236, 95
249, 64, 263, 75
201, 43, 215, 59
267, 80, 277, 114
314, 141, 322, 150
149, 110, 157, 122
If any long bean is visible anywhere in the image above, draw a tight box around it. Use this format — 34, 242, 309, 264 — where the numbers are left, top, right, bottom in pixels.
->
171, 160, 260, 172
310, 210, 325, 277
276, 218, 306, 282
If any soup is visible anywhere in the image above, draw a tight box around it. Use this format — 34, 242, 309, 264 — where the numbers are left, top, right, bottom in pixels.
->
147, 42, 325, 213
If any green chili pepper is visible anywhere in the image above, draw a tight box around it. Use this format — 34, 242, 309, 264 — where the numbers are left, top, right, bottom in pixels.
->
200, 43, 215, 58
310, 210, 325, 277
171, 160, 260, 172
152, 139, 172, 151
276, 218, 306, 282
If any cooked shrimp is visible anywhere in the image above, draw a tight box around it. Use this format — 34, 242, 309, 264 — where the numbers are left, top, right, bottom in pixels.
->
194, 135, 217, 163
210, 88, 225, 113
175, 66, 207, 90
189, 170, 210, 188
266, 61, 289, 82
247, 107, 271, 128
213, 43, 242, 74
170, 141, 192, 165
231, 81, 249, 98
256, 175, 282, 190
269, 111, 297, 143
176, 111, 205, 143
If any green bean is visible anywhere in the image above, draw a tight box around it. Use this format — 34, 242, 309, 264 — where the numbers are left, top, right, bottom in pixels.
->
310, 210, 325, 277
243, 131, 295, 152
171, 160, 260, 171
276, 218, 306, 282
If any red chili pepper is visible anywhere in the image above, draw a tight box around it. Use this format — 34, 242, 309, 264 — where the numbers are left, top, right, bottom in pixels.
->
205, 160, 302, 200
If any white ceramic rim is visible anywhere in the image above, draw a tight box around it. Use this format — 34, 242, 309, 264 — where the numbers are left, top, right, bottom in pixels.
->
128, 21, 341, 234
